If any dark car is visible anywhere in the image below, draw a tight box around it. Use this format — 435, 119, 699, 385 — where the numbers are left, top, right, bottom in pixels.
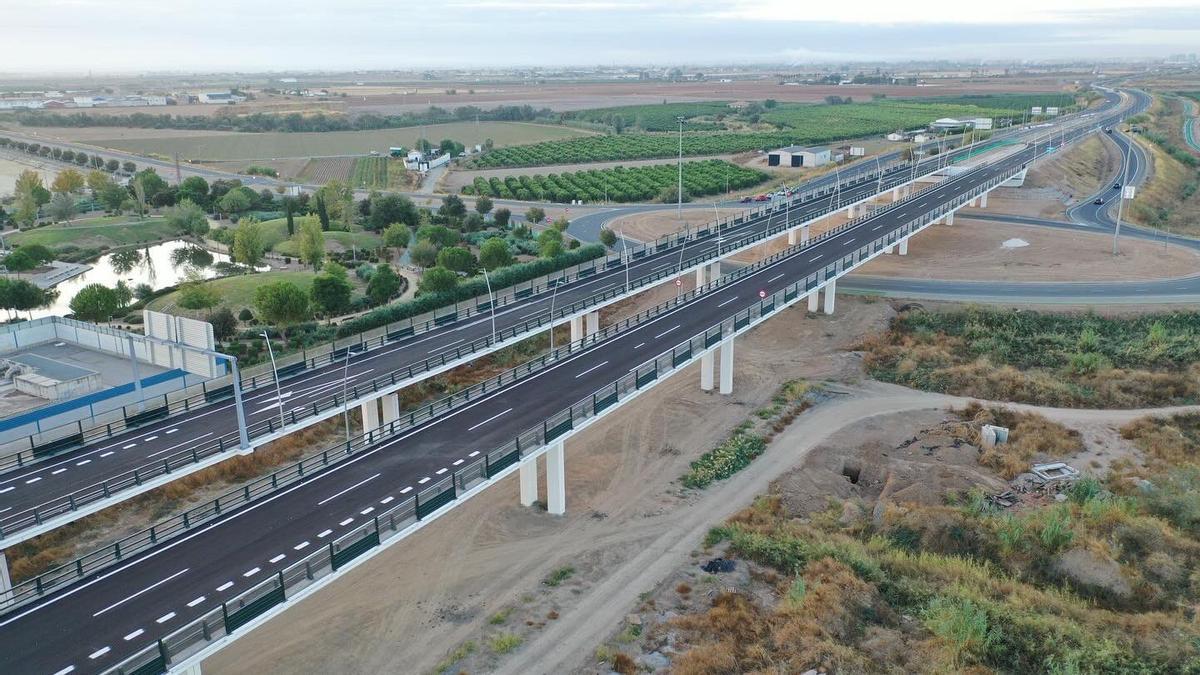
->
739, 196, 754, 203
1112, 183, 1121, 189
1093, 198, 1104, 205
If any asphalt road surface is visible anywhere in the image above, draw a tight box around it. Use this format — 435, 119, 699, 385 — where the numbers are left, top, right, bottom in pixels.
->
0, 94, 1134, 674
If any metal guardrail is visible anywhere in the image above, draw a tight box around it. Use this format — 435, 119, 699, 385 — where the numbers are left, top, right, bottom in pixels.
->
0, 151, 945, 474
0, 153, 966, 541
102, 156, 1032, 675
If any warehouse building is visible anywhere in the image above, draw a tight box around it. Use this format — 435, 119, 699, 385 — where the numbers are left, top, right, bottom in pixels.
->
767, 145, 831, 168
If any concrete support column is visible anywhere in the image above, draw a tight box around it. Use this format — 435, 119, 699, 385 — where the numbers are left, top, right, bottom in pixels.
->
546, 442, 566, 516
969, 196, 978, 207
891, 187, 899, 202
719, 337, 735, 395
360, 399, 381, 434
695, 265, 707, 288
946, 210, 955, 226
807, 291, 819, 312
381, 393, 400, 426
585, 311, 599, 337
700, 351, 715, 391
0, 550, 11, 600
979, 192, 988, 208
846, 204, 856, 219
884, 245, 895, 255
519, 457, 538, 507
800, 225, 809, 244
823, 280, 837, 315
899, 239, 909, 256
570, 315, 584, 346
708, 262, 721, 283
787, 228, 797, 246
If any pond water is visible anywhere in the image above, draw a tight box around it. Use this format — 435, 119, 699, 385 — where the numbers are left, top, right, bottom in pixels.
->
32, 240, 254, 319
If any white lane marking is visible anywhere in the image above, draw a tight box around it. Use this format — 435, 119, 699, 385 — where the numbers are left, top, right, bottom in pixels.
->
808, 254, 824, 262
427, 338, 465, 356
92, 568, 190, 617
435, 468, 447, 476
216, 581, 234, 592
187, 596, 206, 607
316, 472, 381, 506
269, 554, 286, 563
88, 647, 111, 659
165, 428, 179, 434
26, 477, 41, 484
243, 567, 260, 577
76, 459, 91, 466
122, 444, 136, 450
144, 436, 158, 442
418, 477, 430, 484
400, 487, 413, 494
452, 459, 464, 466
156, 612, 176, 624
767, 273, 785, 283
574, 360, 609, 379
339, 518, 354, 526
51, 468, 67, 475
294, 541, 311, 550
100, 452, 114, 458
381, 496, 395, 504
318, 529, 333, 538
123, 629, 144, 641
0, 507, 10, 515
468, 407, 514, 432
468, 451, 480, 457
0, 487, 12, 494
147, 432, 213, 458
717, 296, 738, 308
653, 324, 680, 340
634, 342, 645, 349
52, 667, 75, 675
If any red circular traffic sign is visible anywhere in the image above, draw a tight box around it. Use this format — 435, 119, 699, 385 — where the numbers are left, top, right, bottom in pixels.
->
758, 289, 767, 299
675, 278, 683, 286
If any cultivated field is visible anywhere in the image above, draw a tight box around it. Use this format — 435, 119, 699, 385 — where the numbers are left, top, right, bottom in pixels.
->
84, 122, 594, 161
461, 160, 768, 203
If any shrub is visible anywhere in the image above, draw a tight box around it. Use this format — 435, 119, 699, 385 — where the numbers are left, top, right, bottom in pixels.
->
682, 434, 767, 489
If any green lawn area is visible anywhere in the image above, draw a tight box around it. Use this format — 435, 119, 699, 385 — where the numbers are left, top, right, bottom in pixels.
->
228, 217, 382, 257
147, 270, 317, 315
7, 218, 180, 249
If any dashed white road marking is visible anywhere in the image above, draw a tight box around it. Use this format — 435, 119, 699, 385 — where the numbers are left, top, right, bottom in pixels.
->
165, 428, 179, 434
294, 541, 311, 550
653, 324, 681, 340
100, 452, 114, 458
243, 567, 261, 577
317, 529, 332, 538
156, 612, 176, 624
468, 451, 480, 457
122, 444, 136, 450
452, 459, 464, 466
269, 554, 286, 563
435, 468, 448, 476
52, 666, 75, 675
339, 518, 354, 526
144, 436, 158, 442
360, 507, 375, 515
51, 468, 67, 475
76, 459, 91, 466
400, 487, 413, 494
216, 581, 234, 592
633, 342, 646, 349
25, 477, 41, 484
123, 629, 144, 641
0, 487, 12, 494
187, 596, 206, 607
381, 496, 395, 504
417, 477, 430, 485
88, 647, 111, 659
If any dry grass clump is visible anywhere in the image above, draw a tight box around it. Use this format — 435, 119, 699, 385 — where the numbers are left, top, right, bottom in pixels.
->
1120, 413, 1200, 466
957, 402, 1084, 479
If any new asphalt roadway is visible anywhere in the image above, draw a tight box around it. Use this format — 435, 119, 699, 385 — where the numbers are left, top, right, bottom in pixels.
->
0, 97, 1136, 674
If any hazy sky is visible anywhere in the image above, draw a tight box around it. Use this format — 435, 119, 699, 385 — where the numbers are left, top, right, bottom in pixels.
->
4, 0, 1200, 73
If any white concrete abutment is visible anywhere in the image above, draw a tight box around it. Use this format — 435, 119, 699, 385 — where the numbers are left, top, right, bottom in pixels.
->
517, 440, 566, 515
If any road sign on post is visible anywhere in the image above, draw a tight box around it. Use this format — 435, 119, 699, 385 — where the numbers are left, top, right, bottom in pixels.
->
1123, 186, 1136, 199
758, 290, 767, 299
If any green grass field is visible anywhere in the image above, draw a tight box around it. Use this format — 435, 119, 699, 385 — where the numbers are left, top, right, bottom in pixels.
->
8, 218, 180, 249
147, 270, 317, 315
221, 217, 383, 257
88, 122, 594, 161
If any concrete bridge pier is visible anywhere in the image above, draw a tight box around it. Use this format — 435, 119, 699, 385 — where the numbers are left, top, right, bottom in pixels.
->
570, 315, 584, 347
823, 280, 837, 315
884, 245, 895, 255
719, 337, 735, 395
700, 351, 715, 391
519, 456, 539, 506
586, 311, 599, 338
695, 265, 707, 287
891, 187, 900, 201
800, 225, 809, 245
945, 211, 955, 226
0, 550, 11, 602
708, 262, 721, 283
546, 441, 566, 515
846, 203, 856, 219
807, 290, 820, 312
899, 239, 909, 256
787, 228, 797, 246
381, 393, 400, 429
979, 192, 988, 208
360, 398, 382, 437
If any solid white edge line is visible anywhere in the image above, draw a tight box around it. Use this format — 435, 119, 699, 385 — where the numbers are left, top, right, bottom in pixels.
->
91, 568, 189, 617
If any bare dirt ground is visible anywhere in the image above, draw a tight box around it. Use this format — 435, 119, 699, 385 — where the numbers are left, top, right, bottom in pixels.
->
206, 295, 897, 675
855, 216, 1200, 281
612, 208, 749, 243
0, 155, 56, 197
0, 126, 241, 143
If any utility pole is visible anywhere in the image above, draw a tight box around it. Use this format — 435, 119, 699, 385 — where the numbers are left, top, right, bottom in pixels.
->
676, 116, 685, 219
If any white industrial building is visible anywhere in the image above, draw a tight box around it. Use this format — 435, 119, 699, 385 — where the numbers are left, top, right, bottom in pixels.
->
767, 145, 831, 168
198, 92, 245, 104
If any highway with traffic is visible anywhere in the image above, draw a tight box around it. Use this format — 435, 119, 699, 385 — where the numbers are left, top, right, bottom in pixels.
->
0, 88, 1137, 675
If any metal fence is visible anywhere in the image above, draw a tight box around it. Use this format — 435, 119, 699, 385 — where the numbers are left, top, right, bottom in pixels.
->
102, 155, 1033, 675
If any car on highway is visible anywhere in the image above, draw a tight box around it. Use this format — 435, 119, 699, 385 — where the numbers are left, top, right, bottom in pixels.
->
1093, 198, 1105, 205
739, 196, 754, 203
754, 194, 770, 202
1113, 183, 1121, 189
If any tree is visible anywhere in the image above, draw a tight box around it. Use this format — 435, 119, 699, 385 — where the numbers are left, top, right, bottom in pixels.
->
368, 193, 418, 231
51, 169, 85, 194
415, 223, 458, 248
315, 180, 352, 225
178, 176, 210, 207
537, 228, 564, 258
658, 184, 691, 203
367, 263, 402, 304
176, 281, 221, 310
493, 207, 511, 228
438, 138, 465, 157
418, 266, 457, 295
0, 278, 53, 320
551, 216, 569, 232
475, 196, 493, 216
282, 196, 297, 236
232, 217, 266, 266
314, 194, 330, 230
382, 223, 410, 259
105, 159, 120, 173
121, 161, 136, 173
207, 307, 237, 341
165, 199, 209, 238
478, 237, 513, 271
463, 212, 484, 232
310, 270, 353, 318
132, 169, 168, 202
295, 217, 326, 270
18, 244, 54, 264
436, 246, 476, 273
130, 177, 148, 219
13, 170, 44, 226
439, 194, 467, 222
69, 283, 126, 322
86, 170, 111, 194
253, 281, 310, 340
47, 192, 76, 222
599, 227, 618, 248
4, 249, 37, 272
525, 206, 546, 225
218, 187, 255, 217
409, 239, 438, 268
98, 181, 128, 212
